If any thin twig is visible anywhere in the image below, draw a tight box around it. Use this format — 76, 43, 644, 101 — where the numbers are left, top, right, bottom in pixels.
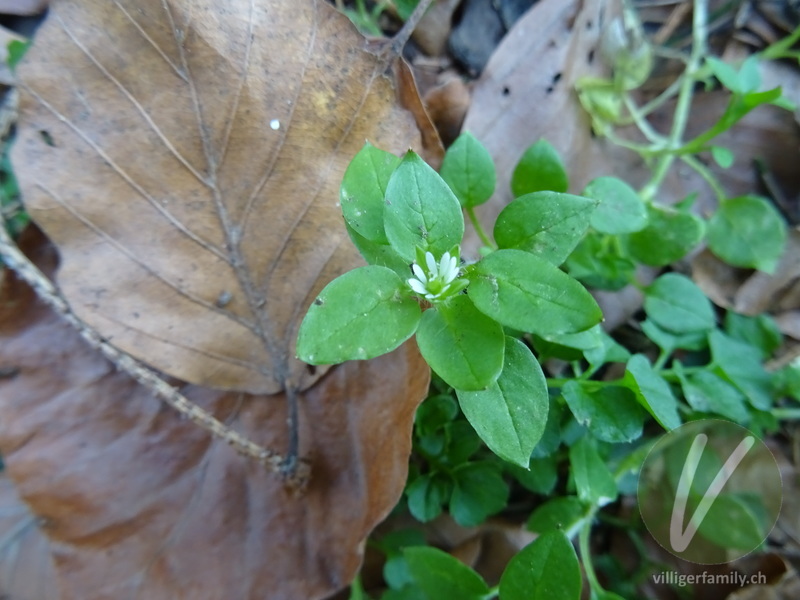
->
0, 225, 310, 490
380, 0, 435, 65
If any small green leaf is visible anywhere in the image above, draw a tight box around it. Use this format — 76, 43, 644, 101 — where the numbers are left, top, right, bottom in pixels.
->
641, 319, 708, 353
707, 195, 787, 273
709, 330, 774, 410
415, 394, 458, 436
511, 139, 569, 197
406, 473, 450, 523
494, 191, 598, 265
500, 531, 582, 600
644, 273, 716, 334
526, 496, 588, 536
696, 492, 767, 551
509, 456, 558, 495
562, 383, 645, 444
711, 145, 735, 169
345, 222, 410, 276
7, 40, 31, 70
626, 205, 705, 266
468, 249, 602, 337
403, 546, 490, 600
348, 575, 367, 600
624, 354, 681, 430
569, 436, 618, 505
340, 143, 400, 243
584, 176, 648, 234
679, 368, 750, 423
297, 266, 420, 364
724, 312, 783, 359
449, 462, 509, 526
384, 151, 464, 262
564, 232, 636, 291
584, 330, 631, 366
444, 421, 482, 464
415, 296, 504, 391
439, 132, 496, 208
456, 337, 548, 466
707, 56, 744, 93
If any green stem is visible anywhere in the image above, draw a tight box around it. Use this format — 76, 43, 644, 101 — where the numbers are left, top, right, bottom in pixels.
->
481, 586, 500, 599
679, 154, 726, 201
467, 207, 496, 250
579, 510, 604, 596
771, 408, 800, 420
640, 0, 708, 201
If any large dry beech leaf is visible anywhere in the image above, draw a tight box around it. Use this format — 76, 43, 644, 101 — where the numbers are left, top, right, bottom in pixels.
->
0, 228, 430, 599
12, 0, 432, 394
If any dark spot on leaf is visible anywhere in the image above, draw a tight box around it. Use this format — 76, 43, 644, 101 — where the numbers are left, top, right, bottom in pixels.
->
39, 130, 55, 146
502, 86, 510, 96
314, 298, 323, 306
552, 72, 562, 84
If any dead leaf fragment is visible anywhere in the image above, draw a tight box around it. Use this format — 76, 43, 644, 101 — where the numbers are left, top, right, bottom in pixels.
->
0, 229, 430, 600
13, 0, 426, 395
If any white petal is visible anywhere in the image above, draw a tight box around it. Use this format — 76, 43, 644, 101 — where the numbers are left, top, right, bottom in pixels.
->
438, 252, 451, 277
441, 255, 458, 283
425, 251, 438, 278
411, 264, 427, 282
408, 279, 428, 295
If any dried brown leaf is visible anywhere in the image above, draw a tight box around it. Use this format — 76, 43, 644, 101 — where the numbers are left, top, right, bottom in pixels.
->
12, 0, 427, 395
0, 228, 430, 600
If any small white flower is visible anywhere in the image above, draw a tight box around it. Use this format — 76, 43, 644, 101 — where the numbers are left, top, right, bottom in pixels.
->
407, 251, 460, 301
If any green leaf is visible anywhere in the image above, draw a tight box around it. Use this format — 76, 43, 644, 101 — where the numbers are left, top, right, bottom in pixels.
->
340, 143, 400, 243
569, 436, 618, 505
696, 492, 767, 551
707, 56, 744, 93
415, 394, 458, 436
468, 249, 602, 337
511, 139, 568, 197
348, 575, 367, 600
439, 132, 496, 208
345, 222, 410, 276
500, 531, 582, 600
449, 462, 509, 526
415, 296, 504, 391
584, 176, 647, 234
644, 273, 716, 334
532, 399, 563, 458
626, 205, 705, 266
456, 337, 548, 466
724, 312, 783, 359
403, 546, 489, 600
707, 195, 787, 273
393, 0, 422, 20
406, 473, 451, 522
444, 421, 482, 464
641, 319, 708, 353
494, 191, 598, 265
297, 266, 420, 364
624, 354, 681, 430
564, 232, 636, 291
526, 496, 589, 536
584, 330, 631, 366
509, 456, 558, 495
679, 368, 750, 423
384, 151, 464, 262
562, 383, 645, 444
709, 330, 774, 410
711, 145, 735, 169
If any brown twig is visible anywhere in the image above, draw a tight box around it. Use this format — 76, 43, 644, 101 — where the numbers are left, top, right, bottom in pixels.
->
0, 224, 309, 490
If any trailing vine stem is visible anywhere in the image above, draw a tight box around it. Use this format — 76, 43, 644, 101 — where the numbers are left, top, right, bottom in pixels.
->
0, 223, 310, 491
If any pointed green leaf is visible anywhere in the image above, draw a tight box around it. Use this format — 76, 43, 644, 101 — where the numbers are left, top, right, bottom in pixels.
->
384, 151, 465, 262
345, 222, 410, 276
439, 131, 496, 208
456, 337, 548, 466
710, 330, 774, 410
340, 142, 400, 243
569, 436, 618, 505
526, 496, 589, 536
624, 354, 681, 430
500, 531, 582, 600
468, 249, 602, 336
510, 456, 558, 495
644, 273, 716, 334
707, 195, 787, 273
494, 191, 598, 265
562, 382, 645, 444
296, 266, 420, 364
584, 176, 647, 234
403, 546, 489, 600
678, 368, 750, 423
511, 139, 569, 197
415, 296, 504, 391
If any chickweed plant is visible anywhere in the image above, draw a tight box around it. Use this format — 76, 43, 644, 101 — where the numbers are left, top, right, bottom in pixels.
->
298, 3, 800, 598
